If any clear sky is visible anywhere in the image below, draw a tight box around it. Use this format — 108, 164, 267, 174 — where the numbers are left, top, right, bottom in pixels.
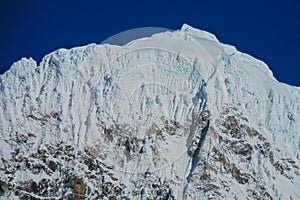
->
0, 0, 299, 86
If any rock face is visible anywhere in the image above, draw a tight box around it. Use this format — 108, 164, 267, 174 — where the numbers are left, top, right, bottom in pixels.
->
0, 24, 300, 199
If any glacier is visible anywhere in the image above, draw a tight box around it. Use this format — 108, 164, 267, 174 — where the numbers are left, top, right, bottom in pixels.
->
0, 24, 299, 199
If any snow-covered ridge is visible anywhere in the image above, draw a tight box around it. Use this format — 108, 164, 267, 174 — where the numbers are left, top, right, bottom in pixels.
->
0, 24, 299, 199
181, 23, 219, 42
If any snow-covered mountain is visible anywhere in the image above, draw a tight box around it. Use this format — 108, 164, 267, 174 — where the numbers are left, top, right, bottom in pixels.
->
0, 24, 299, 199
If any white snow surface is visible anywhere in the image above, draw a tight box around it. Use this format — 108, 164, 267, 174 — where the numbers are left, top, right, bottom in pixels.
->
0, 24, 299, 199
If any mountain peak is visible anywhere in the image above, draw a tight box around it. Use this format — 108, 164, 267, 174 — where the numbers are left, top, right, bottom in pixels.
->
0, 25, 299, 199
181, 23, 219, 42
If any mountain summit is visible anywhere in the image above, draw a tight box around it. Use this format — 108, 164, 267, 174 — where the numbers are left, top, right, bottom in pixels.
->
0, 24, 299, 199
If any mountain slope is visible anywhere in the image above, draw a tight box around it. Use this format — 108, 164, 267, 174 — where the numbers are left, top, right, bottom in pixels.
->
0, 24, 299, 199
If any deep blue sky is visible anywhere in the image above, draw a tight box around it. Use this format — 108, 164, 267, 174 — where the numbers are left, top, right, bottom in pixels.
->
1, 0, 299, 86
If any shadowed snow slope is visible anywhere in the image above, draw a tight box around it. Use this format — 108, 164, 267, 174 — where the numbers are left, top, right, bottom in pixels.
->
0, 24, 299, 199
